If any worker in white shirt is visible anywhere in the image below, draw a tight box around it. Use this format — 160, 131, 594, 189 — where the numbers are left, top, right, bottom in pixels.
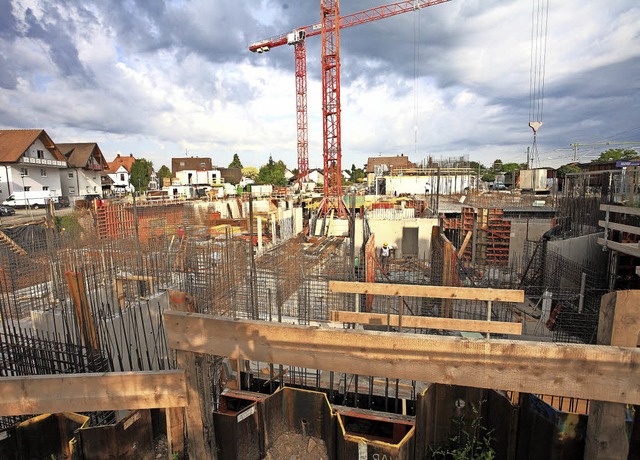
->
381, 242, 390, 273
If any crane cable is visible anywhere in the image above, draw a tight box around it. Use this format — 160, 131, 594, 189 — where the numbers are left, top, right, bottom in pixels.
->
413, 0, 421, 159
528, 0, 549, 168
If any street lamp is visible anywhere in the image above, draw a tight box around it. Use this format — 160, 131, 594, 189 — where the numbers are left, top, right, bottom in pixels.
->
20, 172, 33, 219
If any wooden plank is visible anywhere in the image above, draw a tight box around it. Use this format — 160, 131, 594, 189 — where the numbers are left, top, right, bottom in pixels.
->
166, 408, 185, 459
600, 204, 640, 217
0, 370, 187, 417
458, 230, 473, 256
585, 291, 640, 459
597, 238, 640, 258
163, 312, 640, 405
329, 311, 522, 335
598, 220, 640, 236
169, 290, 214, 460
329, 281, 524, 303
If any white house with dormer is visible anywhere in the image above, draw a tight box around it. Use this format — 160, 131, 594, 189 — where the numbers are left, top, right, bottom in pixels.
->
0, 129, 67, 200
106, 154, 136, 194
57, 143, 108, 199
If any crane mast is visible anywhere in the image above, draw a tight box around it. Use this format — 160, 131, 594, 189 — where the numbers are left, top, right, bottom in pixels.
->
319, 0, 346, 217
249, 0, 451, 216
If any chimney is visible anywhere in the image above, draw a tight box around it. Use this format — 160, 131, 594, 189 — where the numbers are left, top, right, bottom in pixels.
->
129, 153, 133, 157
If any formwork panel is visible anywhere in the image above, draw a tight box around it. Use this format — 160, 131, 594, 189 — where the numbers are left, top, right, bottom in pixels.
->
260, 387, 336, 460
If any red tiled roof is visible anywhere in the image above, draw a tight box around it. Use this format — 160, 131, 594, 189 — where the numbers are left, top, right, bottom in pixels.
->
0, 129, 65, 163
107, 154, 136, 173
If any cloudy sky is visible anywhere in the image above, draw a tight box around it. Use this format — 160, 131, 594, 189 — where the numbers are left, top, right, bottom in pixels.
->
1, 0, 638, 172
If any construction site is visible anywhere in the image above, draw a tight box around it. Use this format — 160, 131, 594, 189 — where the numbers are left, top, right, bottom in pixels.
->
1, 0, 639, 459
0, 162, 639, 459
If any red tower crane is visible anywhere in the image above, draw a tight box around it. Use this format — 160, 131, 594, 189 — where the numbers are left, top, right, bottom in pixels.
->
249, 0, 451, 217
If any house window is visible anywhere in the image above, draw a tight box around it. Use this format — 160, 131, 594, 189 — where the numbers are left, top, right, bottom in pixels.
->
180, 161, 185, 166
68, 172, 74, 179
69, 187, 76, 194
200, 162, 206, 167
120, 173, 125, 181
20, 168, 28, 176
37, 150, 44, 159
43, 186, 49, 191
24, 186, 31, 192
41, 169, 47, 177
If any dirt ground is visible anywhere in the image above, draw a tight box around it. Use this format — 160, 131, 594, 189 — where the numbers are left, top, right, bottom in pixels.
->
264, 432, 329, 460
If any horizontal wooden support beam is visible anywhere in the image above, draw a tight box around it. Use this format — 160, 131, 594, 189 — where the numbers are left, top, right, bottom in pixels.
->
600, 204, 640, 217
329, 281, 524, 303
0, 370, 187, 417
329, 311, 522, 335
598, 238, 640, 258
164, 312, 640, 405
599, 220, 640, 236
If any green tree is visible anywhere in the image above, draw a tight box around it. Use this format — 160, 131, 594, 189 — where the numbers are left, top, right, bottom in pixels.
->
556, 163, 581, 178
348, 164, 365, 183
228, 153, 243, 169
242, 166, 259, 180
591, 148, 639, 164
130, 158, 153, 191
257, 156, 287, 186
157, 165, 172, 186
481, 172, 496, 182
501, 162, 520, 173
492, 159, 503, 172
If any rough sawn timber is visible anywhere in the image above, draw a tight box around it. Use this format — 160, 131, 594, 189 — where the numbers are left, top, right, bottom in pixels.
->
328, 280, 524, 303
329, 310, 522, 335
163, 311, 640, 405
0, 370, 187, 417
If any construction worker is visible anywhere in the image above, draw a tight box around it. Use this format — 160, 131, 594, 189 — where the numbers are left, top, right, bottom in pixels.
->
381, 242, 390, 273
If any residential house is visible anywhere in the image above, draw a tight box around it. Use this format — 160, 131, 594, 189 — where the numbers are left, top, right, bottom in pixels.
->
175, 169, 221, 186
307, 169, 324, 185
106, 154, 136, 194
0, 129, 66, 199
364, 154, 415, 175
171, 157, 213, 177
57, 143, 108, 200
218, 168, 242, 185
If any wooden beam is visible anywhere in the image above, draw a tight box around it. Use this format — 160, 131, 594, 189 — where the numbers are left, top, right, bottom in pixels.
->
329, 311, 522, 335
585, 291, 640, 459
163, 312, 640, 405
329, 281, 524, 303
0, 370, 187, 417
600, 204, 640, 217
169, 290, 214, 460
598, 220, 640, 236
458, 230, 473, 256
597, 238, 640, 258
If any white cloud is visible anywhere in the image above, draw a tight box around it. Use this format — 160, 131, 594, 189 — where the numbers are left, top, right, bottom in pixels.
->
0, 0, 638, 173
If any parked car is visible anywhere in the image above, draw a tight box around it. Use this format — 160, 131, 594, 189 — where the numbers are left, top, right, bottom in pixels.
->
0, 205, 16, 216
491, 182, 507, 190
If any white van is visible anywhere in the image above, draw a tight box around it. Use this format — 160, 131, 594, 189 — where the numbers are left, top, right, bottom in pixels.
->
2, 191, 58, 209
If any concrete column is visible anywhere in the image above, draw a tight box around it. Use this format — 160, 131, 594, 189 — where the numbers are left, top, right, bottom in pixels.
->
257, 217, 263, 252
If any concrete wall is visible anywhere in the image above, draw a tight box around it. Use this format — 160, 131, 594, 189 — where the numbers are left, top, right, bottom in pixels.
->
548, 232, 607, 266
386, 174, 473, 195
352, 217, 439, 259
508, 219, 554, 264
